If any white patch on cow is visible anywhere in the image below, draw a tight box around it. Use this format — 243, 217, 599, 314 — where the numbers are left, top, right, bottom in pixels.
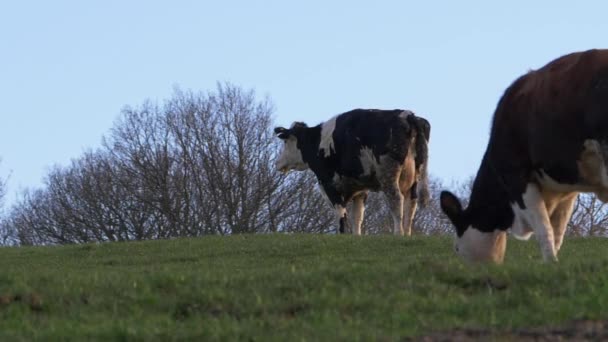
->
454, 229, 507, 264
510, 203, 534, 240
359, 147, 378, 176
319, 116, 337, 157
275, 136, 308, 172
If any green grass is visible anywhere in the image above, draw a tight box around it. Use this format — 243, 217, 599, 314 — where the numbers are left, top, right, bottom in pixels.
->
0, 234, 607, 341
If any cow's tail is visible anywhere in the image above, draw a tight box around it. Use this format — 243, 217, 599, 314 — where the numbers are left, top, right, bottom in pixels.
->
406, 113, 431, 207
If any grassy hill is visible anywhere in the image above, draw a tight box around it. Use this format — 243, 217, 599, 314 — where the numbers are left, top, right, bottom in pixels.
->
1, 234, 607, 340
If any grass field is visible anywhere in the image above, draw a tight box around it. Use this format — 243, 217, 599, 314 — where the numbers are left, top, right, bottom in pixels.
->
1, 234, 607, 341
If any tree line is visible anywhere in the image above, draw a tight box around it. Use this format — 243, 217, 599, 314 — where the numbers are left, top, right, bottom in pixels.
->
0, 84, 606, 245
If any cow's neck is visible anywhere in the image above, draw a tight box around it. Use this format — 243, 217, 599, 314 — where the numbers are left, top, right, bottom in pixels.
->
297, 125, 331, 176
296, 125, 321, 165
466, 149, 521, 232
296, 125, 347, 205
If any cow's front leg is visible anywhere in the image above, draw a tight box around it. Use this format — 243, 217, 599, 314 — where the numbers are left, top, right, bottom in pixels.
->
519, 183, 558, 262
318, 184, 349, 234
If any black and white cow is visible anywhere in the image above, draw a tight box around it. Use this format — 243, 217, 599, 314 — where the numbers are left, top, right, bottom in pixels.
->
275, 109, 430, 235
440, 48, 608, 263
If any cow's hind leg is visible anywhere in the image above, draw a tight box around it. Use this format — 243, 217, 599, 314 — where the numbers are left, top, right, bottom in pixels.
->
399, 153, 418, 237
349, 193, 367, 235
548, 194, 577, 254
379, 159, 405, 236
384, 185, 404, 235
402, 193, 417, 237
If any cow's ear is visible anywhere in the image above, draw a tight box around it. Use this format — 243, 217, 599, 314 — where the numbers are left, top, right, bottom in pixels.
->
440, 191, 463, 222
274, 127, 290, 139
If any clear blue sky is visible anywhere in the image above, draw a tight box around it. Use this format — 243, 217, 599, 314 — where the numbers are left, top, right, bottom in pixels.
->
1, 1, 606, 205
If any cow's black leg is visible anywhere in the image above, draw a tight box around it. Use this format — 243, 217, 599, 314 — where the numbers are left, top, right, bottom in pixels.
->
339, 213, 346, 234
334, 205, 348, 234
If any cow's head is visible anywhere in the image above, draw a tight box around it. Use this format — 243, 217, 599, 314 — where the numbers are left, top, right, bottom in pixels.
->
274, 122, 309, 173
440, 191, 507, 264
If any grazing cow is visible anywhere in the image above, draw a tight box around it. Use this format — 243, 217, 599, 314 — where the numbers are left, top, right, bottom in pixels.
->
275, 109, 430, 235
440, 48, 608, 263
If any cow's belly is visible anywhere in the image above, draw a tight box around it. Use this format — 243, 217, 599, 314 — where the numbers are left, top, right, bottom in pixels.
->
332, 173, 381, 195
536, 139, 608, 201
536, 170, 593, 193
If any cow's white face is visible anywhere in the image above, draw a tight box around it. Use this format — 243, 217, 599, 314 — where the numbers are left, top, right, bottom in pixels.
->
454, 228, 506, 264
441, 191, 507, 264
275, 126, 308, 173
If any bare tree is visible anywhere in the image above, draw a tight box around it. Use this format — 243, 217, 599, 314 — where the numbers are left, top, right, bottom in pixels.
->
271, 172, 335, 233
10, 188, 59, 245
9, 83, 342, 245
0, 164, 5, 207
105, 101, 186, 239
164, 85, 290, 235
568, 194, 608, 237
0, 162, 14, 245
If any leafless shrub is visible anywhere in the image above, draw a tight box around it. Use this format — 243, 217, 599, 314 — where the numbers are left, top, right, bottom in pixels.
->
568, 194, 608, 237
7, 84, 339, 244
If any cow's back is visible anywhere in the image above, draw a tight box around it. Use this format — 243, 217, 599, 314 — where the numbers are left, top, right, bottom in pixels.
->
331, 109, 411, 165
489, 49, 608, 186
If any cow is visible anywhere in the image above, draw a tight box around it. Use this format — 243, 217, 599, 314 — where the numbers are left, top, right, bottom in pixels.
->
275, 108, 431, 236
440, 48, 608, 263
